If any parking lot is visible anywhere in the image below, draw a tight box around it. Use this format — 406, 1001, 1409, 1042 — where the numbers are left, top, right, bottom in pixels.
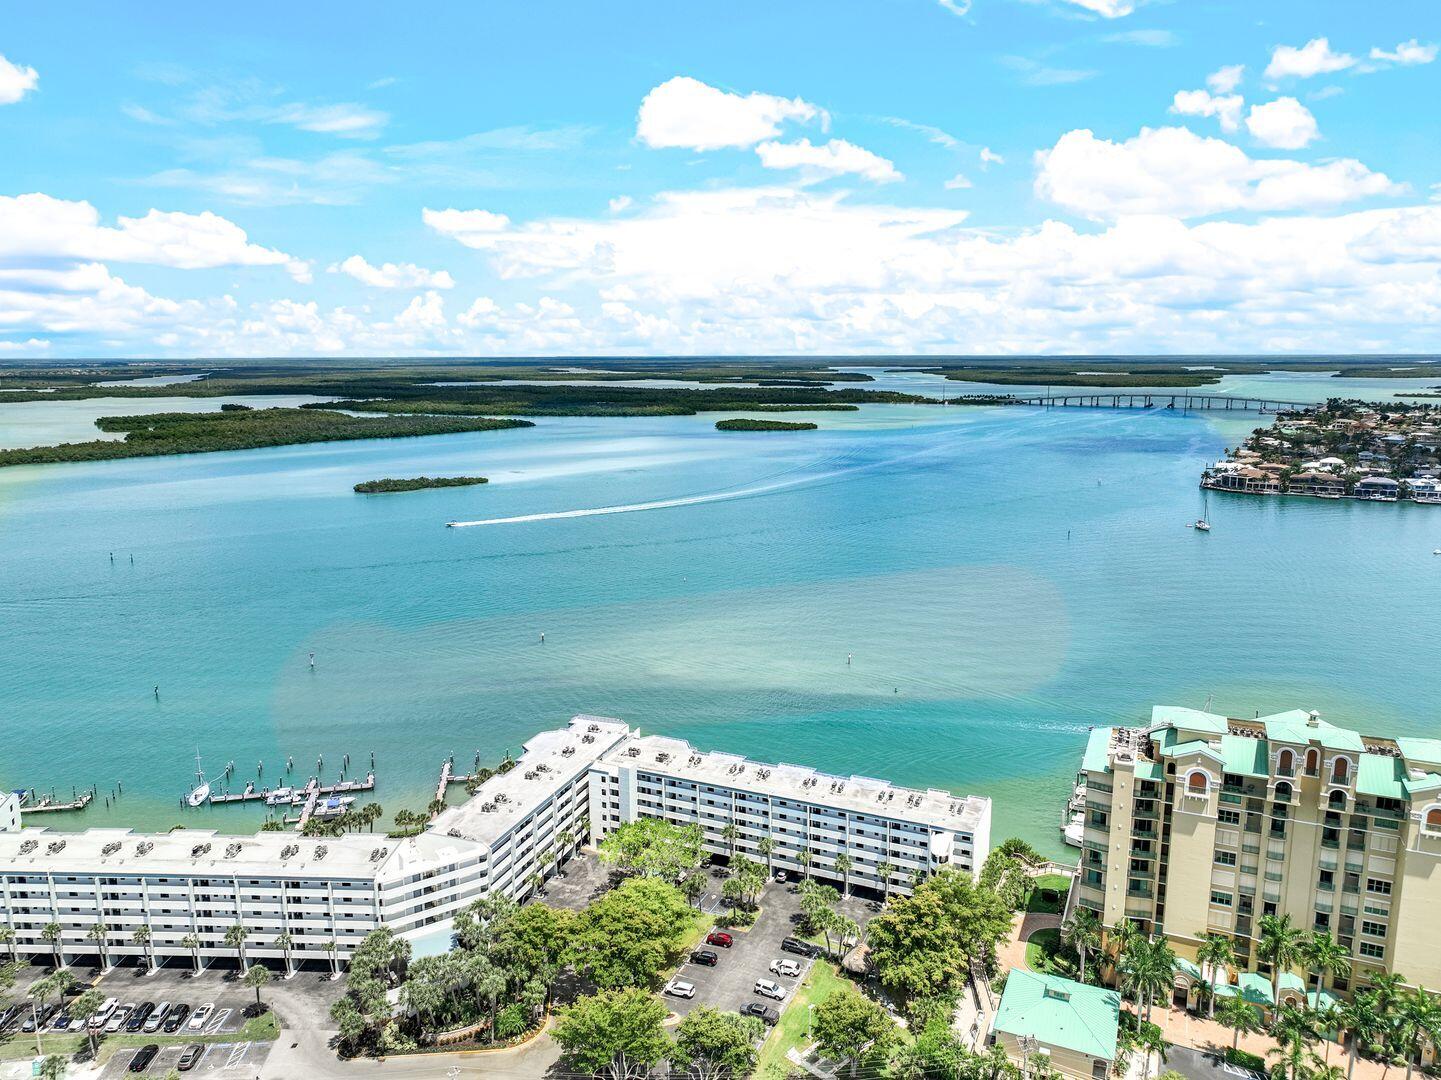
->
98, 1039, 267, 1079
663, 878, 878, 1023
538, 849, 615, 911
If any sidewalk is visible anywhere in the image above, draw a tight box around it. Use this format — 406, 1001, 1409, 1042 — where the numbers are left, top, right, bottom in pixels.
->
1152, 1003, 1384, 1080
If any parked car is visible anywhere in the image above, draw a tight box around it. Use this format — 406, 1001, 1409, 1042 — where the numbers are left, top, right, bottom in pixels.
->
143, 1001, 172, 1033
22, 1005, 57, 1033
187, 1002, 214, 1031
769, 958, 802, 978
128, 1045, 160, 1073
665, 979, 697, 999
50, 1011, 74, 1032
741, 1002, 781, 1025
105, 1004, 134, 1034
753, 979, 786, 1001
780, 937, 819, 957
162, 1004, 191, 1033
773, 870, 788, 883
690, 949, 719, 967
0, 1005, 21, 1032
89, 997, 119, 1029
177, 1044, 205, 1072
125, 1002, 155, 1032
704, 931, 734, 948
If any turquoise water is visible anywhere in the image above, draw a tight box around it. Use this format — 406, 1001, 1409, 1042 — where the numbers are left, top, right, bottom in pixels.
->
2, 377, 1440, 856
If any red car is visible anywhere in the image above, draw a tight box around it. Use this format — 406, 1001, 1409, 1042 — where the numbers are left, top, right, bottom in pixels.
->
705, 931, 734, 948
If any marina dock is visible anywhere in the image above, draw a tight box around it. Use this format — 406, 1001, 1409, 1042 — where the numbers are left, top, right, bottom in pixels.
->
208, 772, 375, 807
18, 787, 97, 815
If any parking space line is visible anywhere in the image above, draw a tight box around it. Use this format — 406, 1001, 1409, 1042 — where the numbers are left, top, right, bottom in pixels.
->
204, 1007, 232, 1035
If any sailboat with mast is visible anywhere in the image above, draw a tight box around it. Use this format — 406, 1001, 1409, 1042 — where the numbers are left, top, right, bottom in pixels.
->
186, 751, 211, 807
1191, 491, 1212, 532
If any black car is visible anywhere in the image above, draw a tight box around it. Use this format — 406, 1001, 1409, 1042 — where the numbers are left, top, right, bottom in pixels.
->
129, 1044, 160, 1073
690, 949, 719, 966
162, 1003, 191, 1033
124, 1002, 155, 1033
741, 1002, 781, 1025
780, 937, 819, 957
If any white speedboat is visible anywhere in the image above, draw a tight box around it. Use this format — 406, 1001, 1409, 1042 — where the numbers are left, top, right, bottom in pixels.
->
186, 751, 210, 808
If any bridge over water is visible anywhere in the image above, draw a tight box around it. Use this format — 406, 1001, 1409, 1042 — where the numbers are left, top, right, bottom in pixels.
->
978, 392, 1312, 413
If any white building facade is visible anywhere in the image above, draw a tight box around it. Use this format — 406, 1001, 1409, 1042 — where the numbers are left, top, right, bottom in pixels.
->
0, 716, 989, 969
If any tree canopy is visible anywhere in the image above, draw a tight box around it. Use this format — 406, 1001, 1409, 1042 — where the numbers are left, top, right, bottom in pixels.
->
553, 988, 671, 1080
598, 818, 704, 880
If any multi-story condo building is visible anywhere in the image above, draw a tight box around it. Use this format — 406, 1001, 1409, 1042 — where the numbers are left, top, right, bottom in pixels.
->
589, 732, 991, 891
0, 715, 990, 971
1, 792, 19, 833
1075, 705, 1441, 1009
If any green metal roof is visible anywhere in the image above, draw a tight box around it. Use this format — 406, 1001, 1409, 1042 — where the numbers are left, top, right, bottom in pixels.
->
1174, 960, 1275, 1006
1358, 754, 1408, 801
1397, 738, 1441, 768
1262, 712, 1365, 753
1134, 760, 1165, 781
994, 970, 1121, 1061
1220, 735, 1270, 778
1169, 739, 1223, 761
1082, 728, 1113, 775
1152, 706, 1229, 735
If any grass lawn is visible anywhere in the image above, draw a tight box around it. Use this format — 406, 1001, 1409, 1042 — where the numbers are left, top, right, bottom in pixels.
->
755, 961, 850, 1078
0, 1010, 280, 1063
680, 913, 718, 953
1024, 928, 1076, 977
1024, 874, 1073, 914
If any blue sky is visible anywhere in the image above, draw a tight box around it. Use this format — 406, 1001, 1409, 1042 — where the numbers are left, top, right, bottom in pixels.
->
2, 0, 1439, 357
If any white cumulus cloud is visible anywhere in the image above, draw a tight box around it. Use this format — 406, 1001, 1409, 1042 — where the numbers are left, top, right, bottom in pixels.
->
636, 76, 823, 151
945, 173, 974, 190
0, 52, 38, 104
421, 207, 512, 245
1034, 126, 1400, 219
1207, 65, 1246, 93
754, 138, 901, 183
331, 255, 454, 289
1265, 38, 1356, 80
1058, 0, 1135, 17
0, 194, 310, 280
1369, 39, 1438, 66
1246, 97, 1319, 149
1171, 89, 1244, 133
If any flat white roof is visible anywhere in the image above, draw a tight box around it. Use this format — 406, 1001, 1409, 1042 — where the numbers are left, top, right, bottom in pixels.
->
430, 716, 631, 846
0, 825, 478, 880
602, 733, 989, 836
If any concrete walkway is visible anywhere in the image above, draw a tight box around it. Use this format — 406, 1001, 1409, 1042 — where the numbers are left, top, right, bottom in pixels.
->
997, 910, 1063, 975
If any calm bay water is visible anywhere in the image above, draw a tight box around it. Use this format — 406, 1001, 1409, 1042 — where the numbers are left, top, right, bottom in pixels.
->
2, 371, 1440, 856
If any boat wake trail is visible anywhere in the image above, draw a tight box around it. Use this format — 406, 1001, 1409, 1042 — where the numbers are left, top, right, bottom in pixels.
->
445, 469, 844, 528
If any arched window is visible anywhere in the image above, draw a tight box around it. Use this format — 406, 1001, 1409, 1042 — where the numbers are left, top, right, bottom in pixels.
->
1186, 771, 1210, 795
1332, 757, 1350, 784
1328, 789, 1347, 810
1426, 807, 1441, 832
1274, 781, 1293, 803
1277, 749, 1295, 777
1305, 748, 1320, 776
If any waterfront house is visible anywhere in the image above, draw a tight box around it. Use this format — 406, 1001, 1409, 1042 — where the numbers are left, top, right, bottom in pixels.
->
991, 970, 1119, 1080
1356, 476, 1401, 501
1408, 478, 1441, 504
1287, 471, 1347, 497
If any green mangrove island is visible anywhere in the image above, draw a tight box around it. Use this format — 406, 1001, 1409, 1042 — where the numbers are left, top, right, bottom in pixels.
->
715, 418, 818, 431
355, 475, 489, 494
0, 408, 532, 468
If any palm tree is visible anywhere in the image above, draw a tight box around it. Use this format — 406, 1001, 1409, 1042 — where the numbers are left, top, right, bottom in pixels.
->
1397, 987, 1441, 1080
70, 987, 105, 1060
362, 803, 383, 832
526, 871, 544, 897
132, 925, 155, 973
876, 859, 893, 901
797, 849, 812, 882
87, 922, 112, 970
0, 926, 15, 961
1270, 1004, 1319, 1080
427, 797, 446, 818
1303, 932, 1352, 1002
1331, 992, 1377, 1078
834, 853, 853, 897
1196, 932, 1237, 1017
40, 922, 63, 970
720, 823, 739, 859
224, 922, 250, 971
1216, 994, 1264, 1051
1109, 917, 1141, 975
181, 932, 203, 973
1258, 913, 1306, 1013
557, 830, 576, 865
1121, 937, 1174, 1023
272, 931, 294, 977
323, 939, 340, 978
758, 836, 777, 878
28, 970, 74, 1057
680, 873, 705, 908
243, 963, 271, 1012
1064, 908, 1103, 985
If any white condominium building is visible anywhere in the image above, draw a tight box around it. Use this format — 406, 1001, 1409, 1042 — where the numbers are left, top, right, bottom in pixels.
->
589, 732, 991, 891
0, 715, 989, 970
1, 792, 19, 833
